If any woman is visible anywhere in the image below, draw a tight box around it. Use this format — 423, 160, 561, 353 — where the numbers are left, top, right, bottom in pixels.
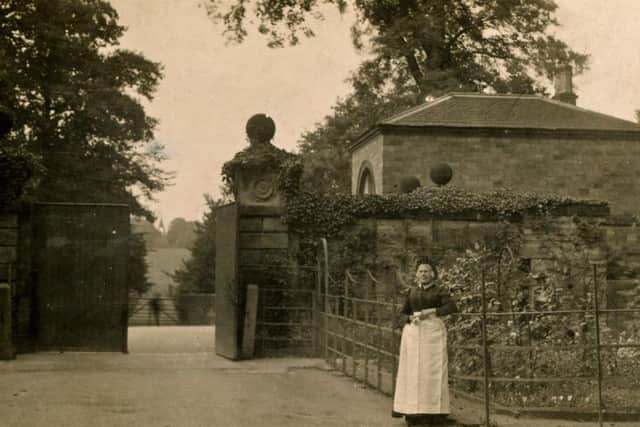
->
393, 261, 458, 426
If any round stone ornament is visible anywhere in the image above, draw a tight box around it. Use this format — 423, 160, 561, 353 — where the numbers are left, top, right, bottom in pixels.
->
430, 163, 453, 186
251, 177, 275, 201
399, 176, 421, 193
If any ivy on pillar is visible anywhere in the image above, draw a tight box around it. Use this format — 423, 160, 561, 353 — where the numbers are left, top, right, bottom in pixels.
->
222, 114, 296, 209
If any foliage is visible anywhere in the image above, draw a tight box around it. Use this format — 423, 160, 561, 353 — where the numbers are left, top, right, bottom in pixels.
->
0, 146, 40, 209
296, 82, 415, 193
171, 195, 222, 294
128, 232, 153, 296
209, 0, 588, 87
317, 217, 640, 410
221, 142, 297, 196
284, 186, 608, 237
440, 237, 640, 410
0, 0, 168, 219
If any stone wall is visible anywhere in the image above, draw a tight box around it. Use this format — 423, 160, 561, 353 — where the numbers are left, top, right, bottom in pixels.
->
371, 216, 606, 273
375, 130, 640, 215
329, 213, 640, 316
238, 206, 289, 273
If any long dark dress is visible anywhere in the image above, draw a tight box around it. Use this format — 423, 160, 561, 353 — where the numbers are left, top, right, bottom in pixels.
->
393, 282, 457, 418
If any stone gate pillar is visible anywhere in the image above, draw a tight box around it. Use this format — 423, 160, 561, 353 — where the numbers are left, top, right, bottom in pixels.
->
223, 114, 297, 357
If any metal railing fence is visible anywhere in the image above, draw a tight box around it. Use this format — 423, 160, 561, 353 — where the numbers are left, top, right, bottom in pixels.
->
312, 260, 640, 427
240, 264, 319, 357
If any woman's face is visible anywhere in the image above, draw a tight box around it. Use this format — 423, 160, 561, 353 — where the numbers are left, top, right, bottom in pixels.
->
415, 264, 434, 285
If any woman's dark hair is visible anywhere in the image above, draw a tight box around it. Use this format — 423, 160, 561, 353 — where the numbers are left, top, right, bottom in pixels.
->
415, 258, 438, 280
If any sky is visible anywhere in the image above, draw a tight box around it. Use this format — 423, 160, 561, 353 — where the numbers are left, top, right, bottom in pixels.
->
109, 0, 640, 224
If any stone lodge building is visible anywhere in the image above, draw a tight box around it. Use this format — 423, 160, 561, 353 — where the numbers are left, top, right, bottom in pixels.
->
350, 91, 640, 215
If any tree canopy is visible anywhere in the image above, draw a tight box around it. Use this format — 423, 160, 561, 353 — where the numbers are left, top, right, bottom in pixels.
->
0, 0, 168, 218
209, 0, 588, 98
209, 0, 589, 193
297, 63, 417, 192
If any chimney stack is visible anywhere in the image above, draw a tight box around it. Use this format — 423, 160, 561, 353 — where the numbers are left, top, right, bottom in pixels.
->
553, 65, 577, 105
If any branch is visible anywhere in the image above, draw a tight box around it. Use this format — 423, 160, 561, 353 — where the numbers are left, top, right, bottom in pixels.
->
404, 52, 425, 95
468, 49, 511, 61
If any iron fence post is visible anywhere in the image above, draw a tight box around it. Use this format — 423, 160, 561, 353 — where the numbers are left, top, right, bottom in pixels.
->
480, 268, 491, 427
322, 238, 329, 361
391, 278, 398, 396
363, 274, 370, 388
314, 253, 321, 356
351, 292, 357, 381
376, 290, 383, 392
593, 264, 604, 427
342, 272, 348, 375
312, 288, 317, 356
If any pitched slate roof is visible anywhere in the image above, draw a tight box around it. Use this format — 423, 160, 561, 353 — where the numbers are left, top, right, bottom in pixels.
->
382, 93, 640, 132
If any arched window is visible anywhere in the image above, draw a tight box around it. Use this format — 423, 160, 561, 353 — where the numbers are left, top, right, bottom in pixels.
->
357, 162, 376, 195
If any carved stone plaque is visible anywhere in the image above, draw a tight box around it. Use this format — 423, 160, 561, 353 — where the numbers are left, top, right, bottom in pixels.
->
236, 170, 281, 207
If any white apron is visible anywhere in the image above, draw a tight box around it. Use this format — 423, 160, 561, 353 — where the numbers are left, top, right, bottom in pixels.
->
393, 316, 449, 415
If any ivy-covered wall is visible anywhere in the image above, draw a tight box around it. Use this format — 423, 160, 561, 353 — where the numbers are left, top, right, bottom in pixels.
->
284, 186, 610, 273
346, 214, 607, 277
601, 219, 640, 276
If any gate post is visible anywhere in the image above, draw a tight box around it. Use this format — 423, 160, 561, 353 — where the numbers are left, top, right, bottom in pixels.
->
0, 283, 15, 360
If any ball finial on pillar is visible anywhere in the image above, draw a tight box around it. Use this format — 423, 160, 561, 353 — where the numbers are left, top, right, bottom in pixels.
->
246, 114, 276, 145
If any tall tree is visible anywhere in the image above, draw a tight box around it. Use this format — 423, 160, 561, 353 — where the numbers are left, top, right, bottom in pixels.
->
209, 0, 589, 193
0, 0, 168, 218
171, 195, 221, 294
298, 62, 417, 192
128, 233, 154, 296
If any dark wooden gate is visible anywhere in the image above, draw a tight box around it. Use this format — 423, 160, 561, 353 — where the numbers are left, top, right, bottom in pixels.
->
32, 203, 129, 352
214, 203, 240, 359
